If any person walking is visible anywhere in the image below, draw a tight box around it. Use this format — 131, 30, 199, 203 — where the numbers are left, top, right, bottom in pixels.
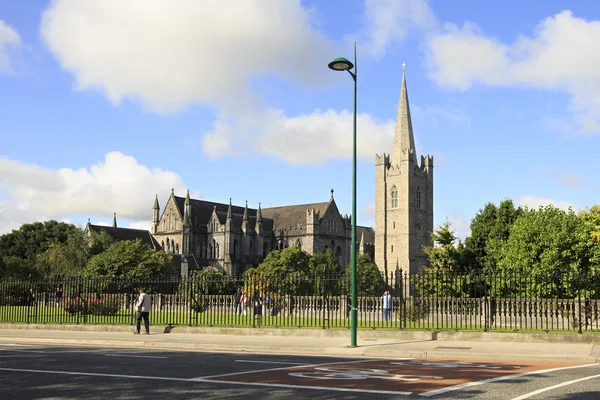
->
382, 290, 392, 322
134, 289, 152, 335
234, 287, 243, 315
55, 287, 63, 308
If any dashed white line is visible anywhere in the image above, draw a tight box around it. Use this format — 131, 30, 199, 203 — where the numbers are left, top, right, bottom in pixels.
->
200, 378, 413, 395
0, 366, 413, 395
234, 360, 309, 365
0, 367, 195, 382
193, 358, 379, 380
510, 373, 600, 400
419, 364, 600, 397
104, 354, 168, 359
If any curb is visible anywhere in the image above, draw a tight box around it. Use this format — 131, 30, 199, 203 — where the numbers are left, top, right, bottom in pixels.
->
1, 323, 599, 344
0, 336, 596, 364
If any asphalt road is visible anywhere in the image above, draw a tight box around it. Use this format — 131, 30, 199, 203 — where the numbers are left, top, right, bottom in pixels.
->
0, 343, 598, 399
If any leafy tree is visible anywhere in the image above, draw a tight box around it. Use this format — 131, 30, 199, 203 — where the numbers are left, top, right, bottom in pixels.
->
424, 218, 463, 272
0, 220, 79, 278
575, 205, 600, 298
88, 230, 115, 257
247, 246, 311, 281
85, 239, 174, 279
464, 199, 522, 274
497, 205, 583, 297
37, 228, 89, 278
345, 254, 386, 296
309, 249, 341, 296
309, 249, 339, 276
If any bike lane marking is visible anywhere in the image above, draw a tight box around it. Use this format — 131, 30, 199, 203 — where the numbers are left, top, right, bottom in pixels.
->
419, 363, 600, 397
201, 358, 590, 396
509, 372, 600, 400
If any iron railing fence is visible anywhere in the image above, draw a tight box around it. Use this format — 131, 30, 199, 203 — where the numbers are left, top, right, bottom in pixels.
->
0, 269, 598, 332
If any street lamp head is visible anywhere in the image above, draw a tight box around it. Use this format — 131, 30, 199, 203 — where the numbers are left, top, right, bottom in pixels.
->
328, 57, 354, 72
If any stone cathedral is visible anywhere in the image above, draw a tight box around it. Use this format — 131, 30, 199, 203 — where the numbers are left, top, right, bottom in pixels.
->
86, 70, 432, 276
374, 70, 434, 276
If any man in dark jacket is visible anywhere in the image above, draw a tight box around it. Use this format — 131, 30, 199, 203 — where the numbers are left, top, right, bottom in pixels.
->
234, 287, 243, 315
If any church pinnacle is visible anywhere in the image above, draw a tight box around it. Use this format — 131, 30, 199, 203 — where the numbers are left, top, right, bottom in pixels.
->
392, 66, 416, 163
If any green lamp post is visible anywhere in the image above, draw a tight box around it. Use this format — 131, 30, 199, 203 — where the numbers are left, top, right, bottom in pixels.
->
328, 42, 358, 348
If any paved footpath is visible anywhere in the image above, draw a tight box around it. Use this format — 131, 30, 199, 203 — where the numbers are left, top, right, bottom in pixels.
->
1, 342, 599, 399
0, 324, 598, 362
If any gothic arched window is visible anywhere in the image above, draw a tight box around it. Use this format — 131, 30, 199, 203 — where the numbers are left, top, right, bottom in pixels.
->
175, 243, 179, 254
295, 239, 302, 250
416, 186, 422, 210
216, 243, 220, 258
391, 185, 398, 208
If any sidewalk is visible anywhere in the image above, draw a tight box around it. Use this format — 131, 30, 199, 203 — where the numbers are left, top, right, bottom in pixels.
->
0, 324, 598, 363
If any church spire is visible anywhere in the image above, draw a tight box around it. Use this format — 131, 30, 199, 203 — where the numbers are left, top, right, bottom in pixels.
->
226, 198, 232, 220
256, 202, 263, 235
243, 200, 248, 221
183, 189, 191, 226
112, 213, 117, 228
392, 65, 416, 163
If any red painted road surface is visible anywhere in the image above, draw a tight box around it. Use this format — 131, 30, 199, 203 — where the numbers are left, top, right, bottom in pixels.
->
204, 358, 585, 396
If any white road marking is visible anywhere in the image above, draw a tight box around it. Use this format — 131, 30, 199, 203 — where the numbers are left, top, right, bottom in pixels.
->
0, 349, 47, 354
0, 366, 413, 395
419, 364, 600, 397
0, 367, 196, 382
193, 358, 379, 380
510, 373, 600, 400
234, 360, 308, 365
201, 378, 413, 395
105, 354, 168, 359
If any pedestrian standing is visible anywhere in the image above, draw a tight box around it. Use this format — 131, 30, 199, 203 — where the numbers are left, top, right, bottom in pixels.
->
55, 287, 63, 308
134, 289, 152, 335
382, 290, 392, 322
234, 287, 243, 315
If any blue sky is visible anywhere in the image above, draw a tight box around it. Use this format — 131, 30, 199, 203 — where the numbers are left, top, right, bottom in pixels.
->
1, 0, 599, 237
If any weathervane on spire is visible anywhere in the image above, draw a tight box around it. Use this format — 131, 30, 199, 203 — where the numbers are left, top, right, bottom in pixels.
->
402, 62, 406, 72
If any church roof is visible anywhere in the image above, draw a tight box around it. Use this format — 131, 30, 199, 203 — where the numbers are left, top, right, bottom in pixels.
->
173, 196, 274, 232
261, 201, 330, 232
86, 224, 161, 250
357, 226, 375, 245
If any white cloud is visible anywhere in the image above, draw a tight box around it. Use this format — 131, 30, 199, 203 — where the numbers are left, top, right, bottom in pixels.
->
127, 220, 152, 231
202, 107, 395, 165
38, 0, 445, 165
517, 195, 580, 212
40, 0, 339, 114
0, 152, 199, 234
425, 10, 600, 132
355, 0, 437, 59
0, 20, 21, 74
441, 213, 471, 241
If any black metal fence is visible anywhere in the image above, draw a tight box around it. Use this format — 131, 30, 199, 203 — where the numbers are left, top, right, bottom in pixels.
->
0, 270, 598, 333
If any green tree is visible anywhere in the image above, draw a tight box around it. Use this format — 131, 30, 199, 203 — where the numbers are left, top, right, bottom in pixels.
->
424, 218, 462, 271
88, 230, 115, 257
247, 246, 311, 281
309, 249, 341, 296
497, 205, 583, 297
37, 228, 89, 278
85, 239, 174, 279
345, 254, 386, 296
309, 249, 339, 276
464, 199, 522, 274
0, 220, 79, 278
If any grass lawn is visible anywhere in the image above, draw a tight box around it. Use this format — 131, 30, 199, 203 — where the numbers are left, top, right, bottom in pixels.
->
0, 305, 597, 334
